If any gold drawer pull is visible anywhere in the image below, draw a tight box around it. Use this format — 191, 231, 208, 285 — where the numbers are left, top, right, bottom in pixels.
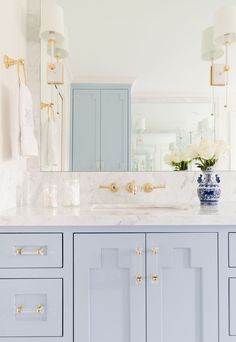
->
136, 274, 144, 285
151, 273, 159, 283
15, 247, 45, 256
16, 304, 45, 314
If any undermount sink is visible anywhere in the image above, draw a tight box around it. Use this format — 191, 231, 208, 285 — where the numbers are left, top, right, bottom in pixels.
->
91, 203, 188, 212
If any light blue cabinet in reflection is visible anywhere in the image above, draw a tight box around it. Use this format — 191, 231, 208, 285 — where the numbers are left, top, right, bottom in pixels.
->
71, 84, 131, 171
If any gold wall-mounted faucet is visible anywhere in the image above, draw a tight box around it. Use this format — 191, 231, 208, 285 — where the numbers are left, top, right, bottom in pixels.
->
99, 182, 119, 193
126, 181, 138, 195
143, 183, 166, 193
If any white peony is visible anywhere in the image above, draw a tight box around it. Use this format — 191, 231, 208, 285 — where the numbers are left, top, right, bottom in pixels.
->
164, 150, 190, 165
186, 144, 199, 159
213, 140, 228, 159
187, 138, 228, 163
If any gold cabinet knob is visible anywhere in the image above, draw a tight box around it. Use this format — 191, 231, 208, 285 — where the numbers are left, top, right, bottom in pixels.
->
99, 182, 119, 193
136, 247, 143, 256
136, 274, 144, 285
126, 181, 138, 195
143, 183, 166, 193
151, 247, 158, 256
151, 273, 159, 283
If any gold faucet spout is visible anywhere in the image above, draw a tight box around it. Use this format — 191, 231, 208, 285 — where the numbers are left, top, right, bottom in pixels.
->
126, 181, 138, 195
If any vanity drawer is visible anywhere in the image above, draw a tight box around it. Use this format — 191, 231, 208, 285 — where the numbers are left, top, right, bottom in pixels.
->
0, 278, 62, 337
0, 234, 63, 268
229, 233, 236, 267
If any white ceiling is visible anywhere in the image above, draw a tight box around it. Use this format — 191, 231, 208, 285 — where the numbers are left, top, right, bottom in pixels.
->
56, 0, 236, 93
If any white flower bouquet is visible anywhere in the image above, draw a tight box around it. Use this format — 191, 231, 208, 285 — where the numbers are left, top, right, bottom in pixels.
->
187, 139, 228, 171
164, 150, 192, 171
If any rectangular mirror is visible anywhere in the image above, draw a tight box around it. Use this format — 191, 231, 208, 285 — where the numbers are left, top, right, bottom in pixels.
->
40, 0, 235, 172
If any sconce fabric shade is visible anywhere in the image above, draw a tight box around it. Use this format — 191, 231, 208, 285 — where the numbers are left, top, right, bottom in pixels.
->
40, 0, 65, 44
48, 27, 69, 59
201, 26, 224, 61
214, 5, 236, 45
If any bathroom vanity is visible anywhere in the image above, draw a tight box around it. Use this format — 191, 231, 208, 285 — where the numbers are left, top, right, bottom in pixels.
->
0, 206, 235, 342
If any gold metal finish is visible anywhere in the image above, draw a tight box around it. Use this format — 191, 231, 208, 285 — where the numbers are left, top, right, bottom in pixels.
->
126, 181, 138, 195
143, 183, 166, 193
15, 247, 45, 256
99, 182, 119, 193
136, 274, 143, 285
16, 304, 24, 314
48, 63, 56, 71
151, 273, 159, 283
15, 248, 23, 255
136, 247, 143, 256
151, 247, 159, 256
4, 55, 26, 84
36, 248, 45, 256
41, 102, 54, 110
16, 304, 45, 315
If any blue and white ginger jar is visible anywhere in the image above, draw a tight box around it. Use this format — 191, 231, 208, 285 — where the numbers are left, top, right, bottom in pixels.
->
197, 167, 221, 206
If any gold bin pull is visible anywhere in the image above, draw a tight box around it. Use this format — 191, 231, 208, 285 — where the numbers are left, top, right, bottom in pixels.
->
99, 183, 119, 193
16, 304, 45, 315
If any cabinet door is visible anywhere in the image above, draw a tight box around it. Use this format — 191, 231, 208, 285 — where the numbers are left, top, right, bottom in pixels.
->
101, 90, 129, 171
147, 233, 218, 342
74, 233, 145, 342
72, 89, 100, 171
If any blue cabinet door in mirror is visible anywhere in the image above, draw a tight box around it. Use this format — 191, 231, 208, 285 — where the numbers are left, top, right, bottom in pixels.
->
72, 89, 101, 171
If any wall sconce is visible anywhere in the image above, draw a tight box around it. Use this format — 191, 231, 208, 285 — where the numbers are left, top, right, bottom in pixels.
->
214, 5, 236, 108
201, 26, 224, 115
40, 0, 65, 84
47, 26, 69, 60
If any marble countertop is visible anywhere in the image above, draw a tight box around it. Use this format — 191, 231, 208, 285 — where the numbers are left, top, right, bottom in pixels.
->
0, 203, 236, 226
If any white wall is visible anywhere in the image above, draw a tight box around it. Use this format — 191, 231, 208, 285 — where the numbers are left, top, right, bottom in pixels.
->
0, 0, 29, 210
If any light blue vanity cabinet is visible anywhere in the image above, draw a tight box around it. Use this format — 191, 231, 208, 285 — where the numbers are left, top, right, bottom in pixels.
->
0, 225, 235, 342
71, 84, 131, 171
73, 232, 218, 342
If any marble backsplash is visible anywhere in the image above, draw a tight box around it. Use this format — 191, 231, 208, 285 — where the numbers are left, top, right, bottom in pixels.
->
23, 170, 236, 209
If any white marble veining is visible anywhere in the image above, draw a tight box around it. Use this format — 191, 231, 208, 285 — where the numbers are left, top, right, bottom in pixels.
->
0, 203, 236, 226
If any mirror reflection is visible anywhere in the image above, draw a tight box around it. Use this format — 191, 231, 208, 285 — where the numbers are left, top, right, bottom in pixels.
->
40, 0, 236, 172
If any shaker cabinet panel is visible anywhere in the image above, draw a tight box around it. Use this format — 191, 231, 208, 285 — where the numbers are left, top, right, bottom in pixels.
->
74, 233, 146, 342
147, 233, 218, 342
72, 89, 101, 171
101, 90, 129, 171
71, 85, 131, 171
0, 233, 62, 268
228, 233, 236, 267
0, 279, 62, 337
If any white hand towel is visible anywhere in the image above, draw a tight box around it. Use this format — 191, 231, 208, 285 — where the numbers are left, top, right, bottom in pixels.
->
41, 118, 59, 168
19, 83, 38, 157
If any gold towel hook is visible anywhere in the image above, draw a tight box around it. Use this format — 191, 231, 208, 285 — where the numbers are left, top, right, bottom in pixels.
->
3, 55, 27, 84
40, 102, 55, 121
